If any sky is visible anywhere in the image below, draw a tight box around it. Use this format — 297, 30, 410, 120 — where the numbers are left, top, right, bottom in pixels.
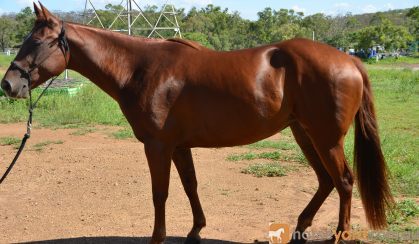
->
0, 0, 418, 20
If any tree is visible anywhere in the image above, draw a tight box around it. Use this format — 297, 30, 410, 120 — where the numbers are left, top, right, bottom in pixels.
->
302, 13, 331, 42
181, 5, 250, 50
1, 3, 416, 53
250, 8, 307, 45
353, 18, 413, 51
183, 32, 212, 48
324, 14, 360, 49
369, 12, 386, 25
15, 7, 35, 43
406, 6, 419, 47
0, 16, 16, 51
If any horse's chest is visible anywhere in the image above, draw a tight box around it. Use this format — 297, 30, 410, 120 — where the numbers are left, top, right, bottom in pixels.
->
121, 77, 184, 133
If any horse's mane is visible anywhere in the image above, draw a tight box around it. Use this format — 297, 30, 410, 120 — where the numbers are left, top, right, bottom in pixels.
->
167, 38, 202, 50
69, 22, 201, 50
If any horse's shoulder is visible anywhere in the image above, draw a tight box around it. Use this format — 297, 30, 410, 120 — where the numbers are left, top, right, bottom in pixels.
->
166, 38, 202, 51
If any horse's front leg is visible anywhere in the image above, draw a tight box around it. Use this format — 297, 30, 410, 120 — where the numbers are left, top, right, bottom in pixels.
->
172, 148, 206, 243
144, 141, 173, 244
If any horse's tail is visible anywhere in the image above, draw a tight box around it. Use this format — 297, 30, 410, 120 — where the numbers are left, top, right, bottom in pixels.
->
352, 57, 394, 229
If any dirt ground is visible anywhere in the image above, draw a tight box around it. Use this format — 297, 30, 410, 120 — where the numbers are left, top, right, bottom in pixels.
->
0, 123, 370, 243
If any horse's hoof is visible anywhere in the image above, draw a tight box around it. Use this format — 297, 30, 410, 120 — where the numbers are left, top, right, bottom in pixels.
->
149, 236, 165, 244
184, 235, 201, 244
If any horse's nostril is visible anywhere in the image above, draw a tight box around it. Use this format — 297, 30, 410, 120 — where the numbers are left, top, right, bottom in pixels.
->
1, 80, 12, 93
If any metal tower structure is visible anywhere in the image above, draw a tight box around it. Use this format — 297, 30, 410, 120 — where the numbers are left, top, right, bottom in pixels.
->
83, 0, 182, 38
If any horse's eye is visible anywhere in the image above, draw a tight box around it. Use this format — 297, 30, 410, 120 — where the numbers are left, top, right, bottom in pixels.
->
33, 40, 42, 46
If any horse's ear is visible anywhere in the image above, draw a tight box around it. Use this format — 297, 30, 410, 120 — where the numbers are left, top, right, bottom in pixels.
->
33, 2, 43, 20
38, 1, 58, 24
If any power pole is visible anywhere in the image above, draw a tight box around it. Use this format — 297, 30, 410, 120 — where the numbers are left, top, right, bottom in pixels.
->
127, 0, 132, 35
83, 0, 182, 38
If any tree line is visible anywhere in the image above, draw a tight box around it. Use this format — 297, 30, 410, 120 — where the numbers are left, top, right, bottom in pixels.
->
0, 4, 418, 53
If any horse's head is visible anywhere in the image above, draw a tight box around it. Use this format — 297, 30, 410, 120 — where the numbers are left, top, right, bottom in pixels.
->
1, 2, 69, 98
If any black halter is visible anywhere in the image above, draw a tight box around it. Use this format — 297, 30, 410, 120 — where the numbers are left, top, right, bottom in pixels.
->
0, 21, 70, 185
10, 21, 69, 90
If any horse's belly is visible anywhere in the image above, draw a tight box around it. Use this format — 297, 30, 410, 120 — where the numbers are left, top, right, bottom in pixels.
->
178, 100, 292, 148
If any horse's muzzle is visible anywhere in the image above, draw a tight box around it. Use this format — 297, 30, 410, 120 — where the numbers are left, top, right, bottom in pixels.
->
1, 79, 29, 98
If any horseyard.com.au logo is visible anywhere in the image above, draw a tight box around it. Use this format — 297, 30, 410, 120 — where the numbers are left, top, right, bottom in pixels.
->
267, 223, 419, 243
268, 223, 291, 244
268, 223, 369, 244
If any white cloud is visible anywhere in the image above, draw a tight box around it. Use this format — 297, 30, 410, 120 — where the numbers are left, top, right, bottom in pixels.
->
320, 3, 348, 16
384, 3, 394, 10
328, 2, 352, 15
334, 2, 350, 8
292, 5, 306, 13
182, 0, 212, 6
15, 0, 33, 7
141, 0, 212, 8
83, 0, 212, 10
89, 0, 121, 3
362, 4, 377, 13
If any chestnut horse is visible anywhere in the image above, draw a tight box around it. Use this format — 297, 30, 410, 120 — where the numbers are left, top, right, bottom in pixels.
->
1, 3, 393, 243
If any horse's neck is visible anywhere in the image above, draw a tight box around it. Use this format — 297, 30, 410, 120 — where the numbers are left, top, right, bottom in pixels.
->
66, 23, 146, 100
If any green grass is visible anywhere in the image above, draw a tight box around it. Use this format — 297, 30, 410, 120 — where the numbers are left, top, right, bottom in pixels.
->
0, 136, 21, 148
32, 140, 64, 151
366, 56, 419, 65
247, 139, 298, 150
70, 127, 97, 136
0, 54, 14, 68
387, 199, 419, 231
228, 149, 306, 164
241, 162, 287, 177
111, 128, 135, 139
338, 69, 418, 196
230, 128, 307, 166
230, 129, 305, 177
365, 69, 418, 196
0, 83, 128, 127
227, 151, 282, 161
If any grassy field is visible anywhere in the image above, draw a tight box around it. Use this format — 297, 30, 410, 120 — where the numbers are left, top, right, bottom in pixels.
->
0, 55, 418, 231
0, 54, 14, 67
365, 55, 419, 65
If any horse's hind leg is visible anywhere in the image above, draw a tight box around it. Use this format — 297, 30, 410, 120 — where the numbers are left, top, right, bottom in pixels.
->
303, 128, 354, 233
172, 148, 206, 243
289, 122, 334, 242
315, 139, 354, 232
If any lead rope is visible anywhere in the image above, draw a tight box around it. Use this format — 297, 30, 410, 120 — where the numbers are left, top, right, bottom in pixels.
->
0, 71, 61, 185
0, 21, 69, 184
